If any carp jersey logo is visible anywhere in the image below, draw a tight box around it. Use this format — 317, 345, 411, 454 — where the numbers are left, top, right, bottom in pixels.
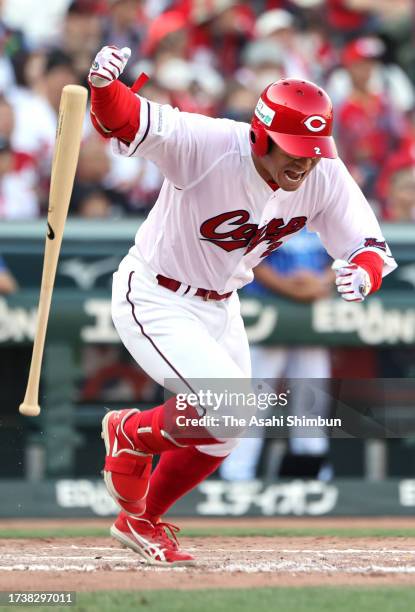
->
304, 115, 327, 133
364, 237, 387, 251
200, 210, 307, 259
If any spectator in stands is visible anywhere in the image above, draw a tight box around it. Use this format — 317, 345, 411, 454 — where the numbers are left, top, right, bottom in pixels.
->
0, 93, 15, 140
73, 131, 162, 214
241, 39, 286, 95
325, 0, 379, 42
75, 186, 113, 218
334, 38, 407, 200
60, 1, 103, 85
78, 133, 111, 185
327, 36, 415, 114
220, 229, 334, 481
220, 81, 257, 123
36, 49, 79, 117
101, 0, 144, 67
73, 133, 116, 213
253, 9, 312, 80
190, 1, 255, 76
385, 167, 415, 222
7, 49, 79, 182
0, 0, 26, 90
142, 9, 188, 68
0, 136, 38, 219
0, 254, 17, 294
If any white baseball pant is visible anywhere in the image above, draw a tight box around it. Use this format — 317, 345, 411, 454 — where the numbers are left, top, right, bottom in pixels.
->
111, 251, 252, 457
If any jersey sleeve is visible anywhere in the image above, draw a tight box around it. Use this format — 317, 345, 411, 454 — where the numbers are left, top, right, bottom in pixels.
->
111, 97, 235, 189
308, 158, 397, 277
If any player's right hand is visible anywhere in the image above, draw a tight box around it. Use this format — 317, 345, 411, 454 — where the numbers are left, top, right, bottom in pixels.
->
89, 46, 131, 88
332, 259, 371, 302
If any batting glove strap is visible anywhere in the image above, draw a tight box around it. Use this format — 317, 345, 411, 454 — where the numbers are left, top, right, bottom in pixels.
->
335, 263, 372, 302
89, 45, 131, 88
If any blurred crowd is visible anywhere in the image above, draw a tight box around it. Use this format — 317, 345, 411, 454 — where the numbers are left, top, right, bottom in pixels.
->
0, 0, 413, 225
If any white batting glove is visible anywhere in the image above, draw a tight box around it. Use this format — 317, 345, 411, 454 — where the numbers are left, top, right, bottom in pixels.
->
89, 45, 131, 87
332, 259, 372, 302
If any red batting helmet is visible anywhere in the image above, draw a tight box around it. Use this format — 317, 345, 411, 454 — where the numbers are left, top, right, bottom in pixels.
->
250, 79, 337, 159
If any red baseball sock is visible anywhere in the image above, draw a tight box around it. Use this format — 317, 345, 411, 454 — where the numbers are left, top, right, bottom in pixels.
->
141, 446, 225, 522
124, 397, 221, 452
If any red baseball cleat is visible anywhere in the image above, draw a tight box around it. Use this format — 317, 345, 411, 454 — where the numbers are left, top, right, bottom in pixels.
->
110, 512, 196, 566
101, 409, 152, 517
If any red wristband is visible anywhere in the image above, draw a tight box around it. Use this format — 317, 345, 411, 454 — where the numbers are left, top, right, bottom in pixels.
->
351, 251, 384, 294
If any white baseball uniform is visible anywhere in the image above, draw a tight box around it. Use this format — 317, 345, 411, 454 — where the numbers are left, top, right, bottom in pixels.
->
110, 97, 397, 456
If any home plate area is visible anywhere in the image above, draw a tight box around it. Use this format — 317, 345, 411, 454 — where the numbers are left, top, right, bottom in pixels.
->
1, 536, 415, 590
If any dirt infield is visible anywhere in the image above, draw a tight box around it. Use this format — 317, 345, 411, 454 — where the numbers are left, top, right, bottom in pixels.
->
1, 518, 415, 592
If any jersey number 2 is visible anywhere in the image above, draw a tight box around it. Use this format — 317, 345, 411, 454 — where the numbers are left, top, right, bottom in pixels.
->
314, 147, 321, 155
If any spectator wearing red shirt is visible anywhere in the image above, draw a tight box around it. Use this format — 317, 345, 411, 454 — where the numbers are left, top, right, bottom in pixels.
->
376, 133, 415, 218
0, 96, 38, 218
186, 1, 256, 76
326, 0, 378, 42
336, 38, 405, 199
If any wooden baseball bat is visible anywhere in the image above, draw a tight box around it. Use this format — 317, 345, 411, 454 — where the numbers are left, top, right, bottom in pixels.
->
19, 84, 88, 417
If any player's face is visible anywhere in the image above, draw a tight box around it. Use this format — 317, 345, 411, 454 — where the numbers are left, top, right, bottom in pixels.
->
255, 143, 321, 191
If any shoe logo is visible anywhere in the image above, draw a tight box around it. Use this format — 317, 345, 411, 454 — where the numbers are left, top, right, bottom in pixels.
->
127, 520, 166, 562
112, 428, 118, 455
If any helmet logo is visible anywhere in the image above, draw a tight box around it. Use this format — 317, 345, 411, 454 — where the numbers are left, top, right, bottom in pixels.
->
255, 99, 275, 127
304, 115, 327, 132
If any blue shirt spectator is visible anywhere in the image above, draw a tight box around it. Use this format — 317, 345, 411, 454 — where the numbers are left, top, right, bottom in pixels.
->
244, 229, 331, 297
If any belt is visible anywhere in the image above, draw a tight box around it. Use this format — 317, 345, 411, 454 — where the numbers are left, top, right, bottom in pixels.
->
156, 274, 232, 301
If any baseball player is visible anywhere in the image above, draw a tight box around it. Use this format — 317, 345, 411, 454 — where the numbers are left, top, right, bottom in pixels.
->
88, 45, 397, 565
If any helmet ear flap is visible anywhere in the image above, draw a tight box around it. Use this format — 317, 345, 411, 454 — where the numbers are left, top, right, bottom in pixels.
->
250, 125, 270, 157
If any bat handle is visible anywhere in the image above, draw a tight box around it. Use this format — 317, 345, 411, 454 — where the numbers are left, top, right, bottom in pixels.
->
19, 402, 40, 417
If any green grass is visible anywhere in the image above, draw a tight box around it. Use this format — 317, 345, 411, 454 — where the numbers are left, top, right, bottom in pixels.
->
1, 526, 415, 539
8, 588, 415, 612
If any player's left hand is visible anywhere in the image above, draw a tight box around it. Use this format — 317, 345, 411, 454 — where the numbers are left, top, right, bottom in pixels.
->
332, 259, 371, 302
89, 45, 131, 88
